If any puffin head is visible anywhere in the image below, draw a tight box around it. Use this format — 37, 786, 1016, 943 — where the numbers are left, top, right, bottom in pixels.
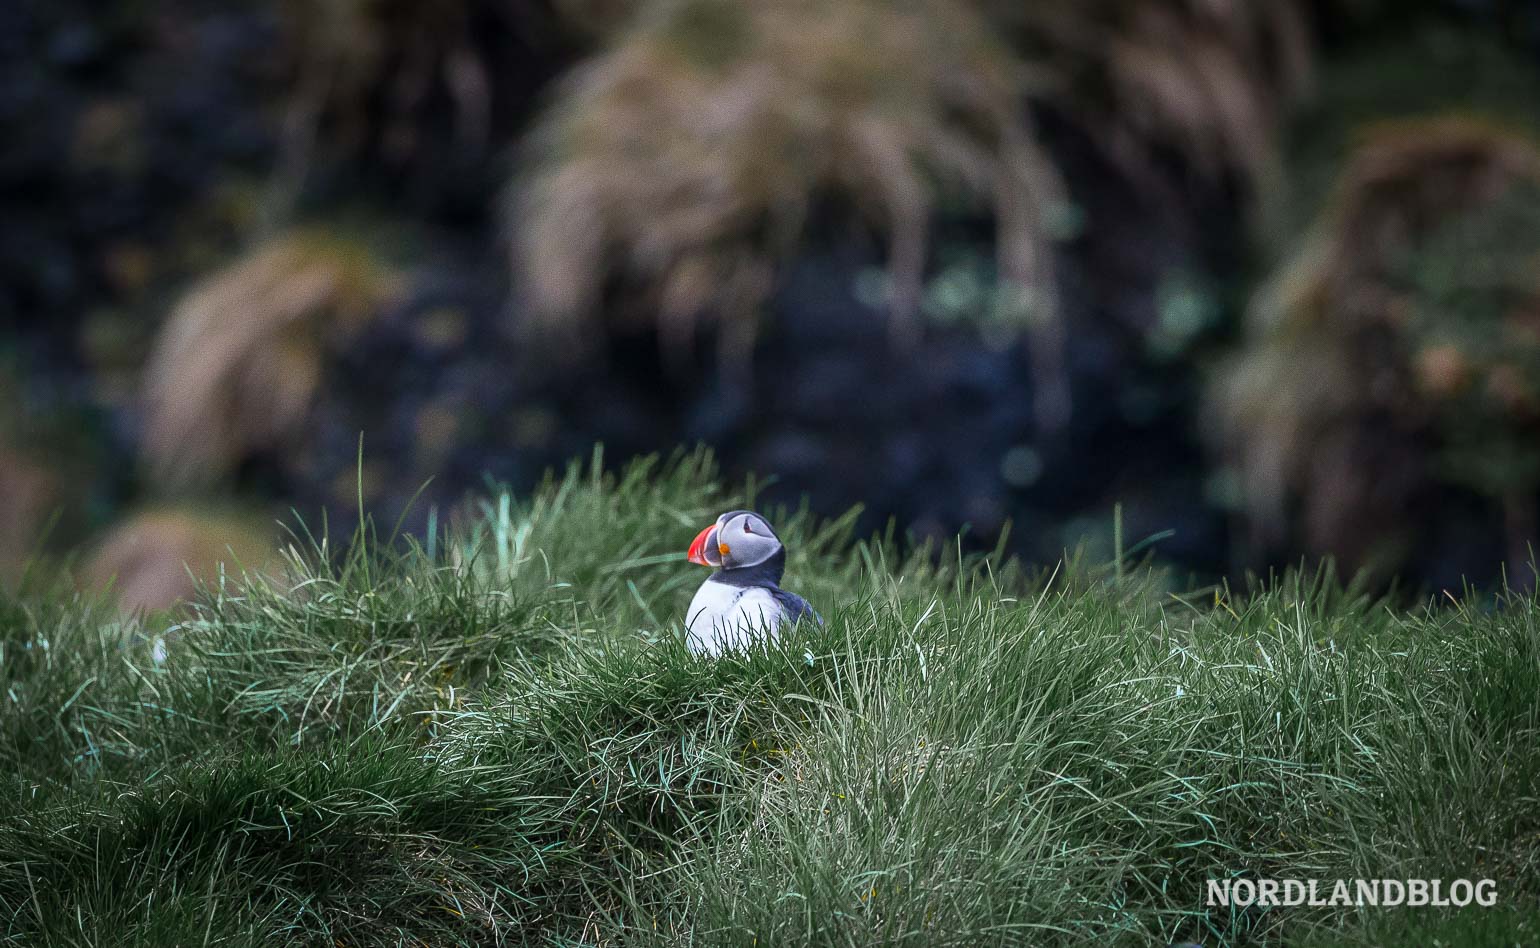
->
687, 510, 783, 572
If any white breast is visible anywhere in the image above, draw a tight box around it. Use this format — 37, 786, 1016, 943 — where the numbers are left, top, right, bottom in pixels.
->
685, 580, 783, 656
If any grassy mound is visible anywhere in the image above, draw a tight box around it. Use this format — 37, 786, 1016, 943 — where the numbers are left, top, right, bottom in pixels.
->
2, 451, 1537, 946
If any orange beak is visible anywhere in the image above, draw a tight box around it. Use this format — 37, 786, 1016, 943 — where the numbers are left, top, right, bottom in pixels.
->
687, 524, 717, 566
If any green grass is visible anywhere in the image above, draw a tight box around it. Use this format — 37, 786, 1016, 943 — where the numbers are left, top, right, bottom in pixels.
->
3, 449, 1537, 946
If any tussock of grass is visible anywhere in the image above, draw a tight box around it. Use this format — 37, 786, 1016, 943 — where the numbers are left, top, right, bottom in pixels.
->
1212, 116, 1540, 577
514, 0, 1068, 400
142, 229, 403, 488
3, 450, 1537, 945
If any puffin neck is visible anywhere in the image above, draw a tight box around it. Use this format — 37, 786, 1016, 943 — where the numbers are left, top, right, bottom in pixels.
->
713, 547, 786, 588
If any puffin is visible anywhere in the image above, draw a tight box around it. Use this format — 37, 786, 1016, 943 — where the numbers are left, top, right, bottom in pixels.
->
683, 510, 820, 655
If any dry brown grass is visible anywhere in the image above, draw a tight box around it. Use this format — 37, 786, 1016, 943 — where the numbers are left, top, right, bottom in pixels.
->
0, 450, 58, 586
1213, 116, 1540, 571
275, 0, 521, 191
282, 0, 485, 138
999, 0, 1313, 187
513, 0, 1315, 429
141, 230, 402, 488
515, 0, 1065, 398
84, 507, 277, 614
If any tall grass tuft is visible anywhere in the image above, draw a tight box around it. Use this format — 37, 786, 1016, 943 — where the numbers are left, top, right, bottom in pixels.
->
1212, 116, 1540, 578
141, 229, 403, 489
513, 0, 1071, 420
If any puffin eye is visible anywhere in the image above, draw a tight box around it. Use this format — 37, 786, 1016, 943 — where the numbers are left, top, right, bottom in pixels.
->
743, 520, 753, 534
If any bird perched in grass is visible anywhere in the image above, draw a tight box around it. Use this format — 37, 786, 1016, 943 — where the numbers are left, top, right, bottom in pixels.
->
683, 510, 820, 655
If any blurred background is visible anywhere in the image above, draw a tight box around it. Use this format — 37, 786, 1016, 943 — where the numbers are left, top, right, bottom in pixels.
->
5, 0, 1540, 611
